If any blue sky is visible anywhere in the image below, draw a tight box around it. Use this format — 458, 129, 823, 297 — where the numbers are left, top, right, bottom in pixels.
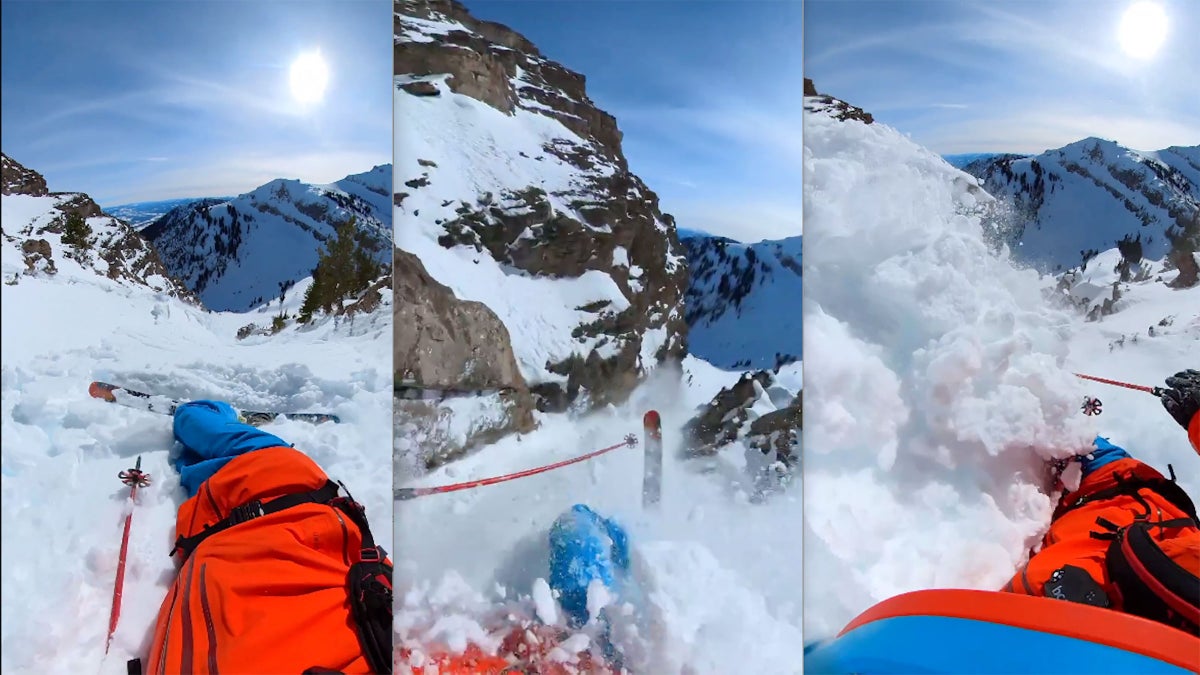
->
1, 0, 392, 205
806, 0, 1200, 156
461, 0, 803, 242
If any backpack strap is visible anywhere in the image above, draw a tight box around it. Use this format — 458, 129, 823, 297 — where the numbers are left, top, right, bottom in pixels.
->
1105, 518, 1200, 634
170, 480, 342, 560
329, 482, 393, 675
1053, 468, 1198, 523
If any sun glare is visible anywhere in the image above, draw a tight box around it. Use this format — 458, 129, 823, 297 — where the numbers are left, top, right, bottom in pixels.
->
1117, 1, 1168, 60
289, 50, 330, 104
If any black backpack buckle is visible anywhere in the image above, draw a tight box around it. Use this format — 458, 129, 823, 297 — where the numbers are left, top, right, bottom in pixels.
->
229, 500, 265, 525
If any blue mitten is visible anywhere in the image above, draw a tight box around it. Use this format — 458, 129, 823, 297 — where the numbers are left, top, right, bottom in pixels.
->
1079, 436, 1130, 479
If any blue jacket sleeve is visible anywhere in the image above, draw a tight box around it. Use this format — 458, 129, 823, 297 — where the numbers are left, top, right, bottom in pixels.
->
172, 400, 290, 497
1080, 435, 1132, 478
603, 515, 630, 573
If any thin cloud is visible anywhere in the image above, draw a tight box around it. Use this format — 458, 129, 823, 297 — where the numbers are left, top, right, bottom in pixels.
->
2, 2, 389, 203
98, 148, 390, 205
806, 0, 1199, 153
672, 199, 802, 243
926, 110, 1200, 155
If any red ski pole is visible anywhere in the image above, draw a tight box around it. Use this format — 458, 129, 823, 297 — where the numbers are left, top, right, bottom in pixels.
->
106, 456, 151, 654
1074, 373, 1164, 397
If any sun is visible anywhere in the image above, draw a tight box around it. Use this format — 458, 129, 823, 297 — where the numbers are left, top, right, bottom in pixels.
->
289, 50, 329, 104
1117, 1, 1168, 60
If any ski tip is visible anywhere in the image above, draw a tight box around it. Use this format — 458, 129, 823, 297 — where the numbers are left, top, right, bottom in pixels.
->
89, 381, 117, 402
300, 414, 341, 424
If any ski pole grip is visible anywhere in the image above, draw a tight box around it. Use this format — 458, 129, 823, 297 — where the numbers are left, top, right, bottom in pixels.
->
643, 410, 663, 509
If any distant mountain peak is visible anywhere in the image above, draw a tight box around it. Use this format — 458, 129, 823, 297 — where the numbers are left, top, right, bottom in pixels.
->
143, 166, 393, 312
960, 140, 1199, 273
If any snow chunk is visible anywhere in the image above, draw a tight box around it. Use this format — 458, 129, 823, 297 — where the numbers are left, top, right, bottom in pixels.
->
531, 577, 559, 625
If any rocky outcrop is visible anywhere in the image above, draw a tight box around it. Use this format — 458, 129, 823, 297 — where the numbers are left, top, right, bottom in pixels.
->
396, 0, 688, 412
394, 247, 531, 393
683, 369, 802, 500
20, 239, 55, 275
2, 153, 49, 197
684, 370, 800, 460
685, 371, 775, 454
803, 78, 874, 125
746, 394, 801, 462
397, 1, 623, 157
1, 155, 196, 300
393, 246, 536, 469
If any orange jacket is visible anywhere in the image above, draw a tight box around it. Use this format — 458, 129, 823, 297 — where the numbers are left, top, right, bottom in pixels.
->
1189, 410, 1200, 455
145, 446, 373, 674
1004, 457, 1197, 603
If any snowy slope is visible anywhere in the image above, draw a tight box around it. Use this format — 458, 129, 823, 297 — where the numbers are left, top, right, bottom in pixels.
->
802, 91, 1110, 637
681, 231, 802, 370
394, 0, 687, 410
963, 140, 1200, 271
1, 191, 393, 673
105, 197, 232, 231
395, 357, 806, 674
1054, 259, 1200, 490
144, 165, 392, 311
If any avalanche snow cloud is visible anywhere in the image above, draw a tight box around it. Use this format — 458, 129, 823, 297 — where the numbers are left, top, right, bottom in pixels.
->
801, 97, 1097, 636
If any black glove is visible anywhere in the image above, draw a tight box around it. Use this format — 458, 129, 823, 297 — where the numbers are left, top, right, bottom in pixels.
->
1161, 369, 1200, 430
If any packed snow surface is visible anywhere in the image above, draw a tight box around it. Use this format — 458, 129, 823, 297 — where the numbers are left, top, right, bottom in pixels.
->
395, 357, 805, 674
0, 195, 392, 673
801, 101, 1199, 637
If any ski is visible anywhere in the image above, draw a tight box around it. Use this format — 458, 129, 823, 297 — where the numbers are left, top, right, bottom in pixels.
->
394, 382, 514, 402
88, 381, 341, 425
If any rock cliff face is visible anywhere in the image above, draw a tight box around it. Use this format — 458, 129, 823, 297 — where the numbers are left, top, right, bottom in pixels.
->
394, 0, 688, 415
2, 153, 49, 197
1, 153, 195, 300
393, 246, 536, 470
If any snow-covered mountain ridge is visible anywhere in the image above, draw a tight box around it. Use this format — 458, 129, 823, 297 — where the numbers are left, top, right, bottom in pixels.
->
680, 231, 802, 370
143, 165, 392, 311
962, 139, 1199, 273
